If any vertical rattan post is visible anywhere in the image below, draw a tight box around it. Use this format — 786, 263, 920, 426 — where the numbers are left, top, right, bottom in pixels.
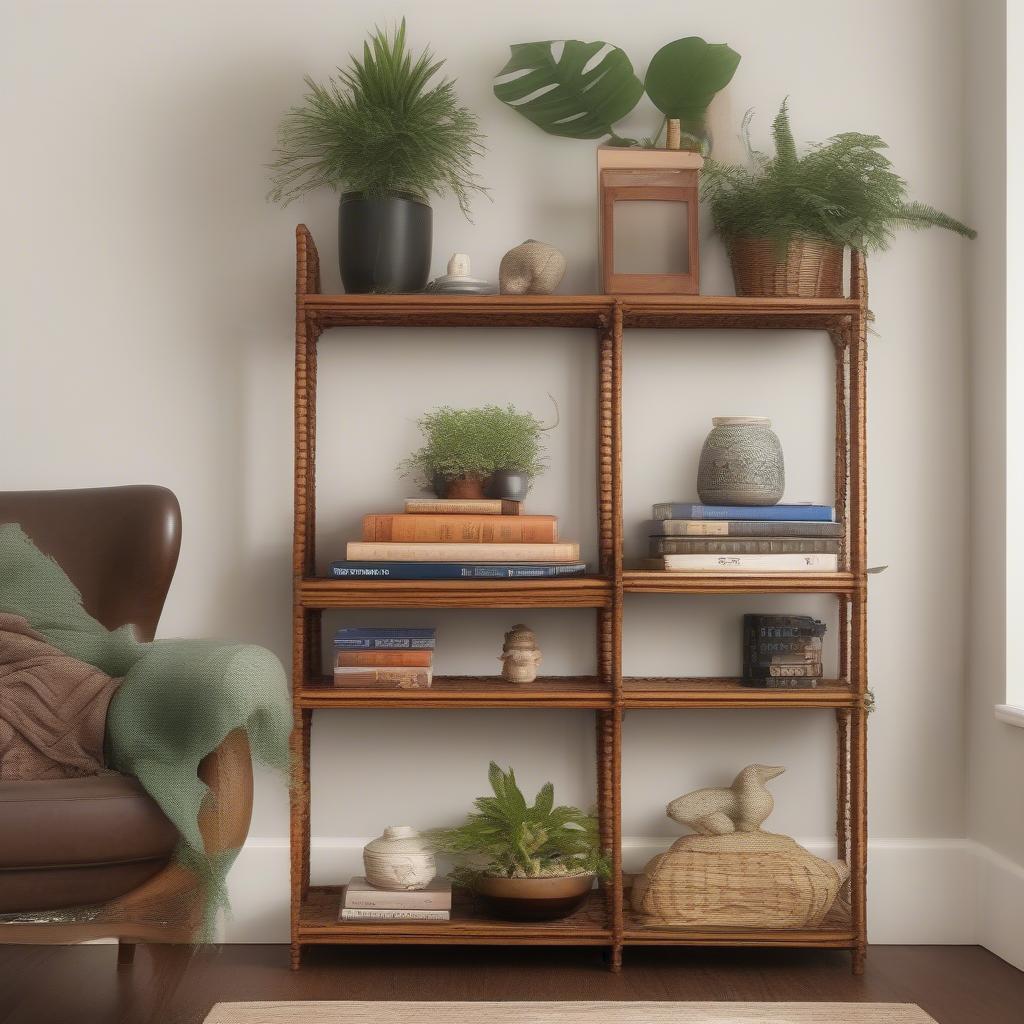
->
609, 300, 625, 971
848, 250, 869, 974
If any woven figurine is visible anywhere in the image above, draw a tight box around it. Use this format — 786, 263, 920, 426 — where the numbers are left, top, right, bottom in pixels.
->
499, 240, 566, 295
632, 764, 850, 929
498, 623, 542, 683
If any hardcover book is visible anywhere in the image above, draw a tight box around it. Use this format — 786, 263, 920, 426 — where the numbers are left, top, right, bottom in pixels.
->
404, 498, 521, 515
652, 503, 835, 522
338, 907, 450, 921
335, 650, 433, 668
330, 561, 587, 580
743, 614, 828, 689
343, 877, 452, 911
334, 627, 436, 651
659, 553, 839, 572
653, 519, 845, 538
345, 541, 581, 563
332, 667, 433, 688
363, 514, 557, 544
649, 537, 841, 556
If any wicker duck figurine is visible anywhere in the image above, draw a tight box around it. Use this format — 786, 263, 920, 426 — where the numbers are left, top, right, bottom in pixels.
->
632, 763, 849, 929
667, 763, 784, 835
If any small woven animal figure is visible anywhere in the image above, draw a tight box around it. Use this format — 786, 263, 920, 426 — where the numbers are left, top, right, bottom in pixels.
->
667, 764, 785, 835
498, 623, 542, 683
499, 240, 566, 295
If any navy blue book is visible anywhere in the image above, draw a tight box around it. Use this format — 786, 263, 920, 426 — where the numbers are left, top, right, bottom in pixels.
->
652, 502, 835, 522
334, 626, 436, 651
329, 561, 588, 581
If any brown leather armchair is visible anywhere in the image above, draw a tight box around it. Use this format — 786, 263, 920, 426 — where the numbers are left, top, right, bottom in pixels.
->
0, 486, 253, 963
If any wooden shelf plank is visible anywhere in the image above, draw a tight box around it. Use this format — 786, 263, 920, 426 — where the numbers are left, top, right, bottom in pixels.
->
303, 293, 859, 332
623, 676, 856, 709
299, 675, 611, 709
298, 886, 611, 945
298, 575, 612, 608
623, 569, 859, 595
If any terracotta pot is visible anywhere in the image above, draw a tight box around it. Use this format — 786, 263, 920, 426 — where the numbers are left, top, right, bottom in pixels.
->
433, 473, 488, 500
474, 873, 594, 921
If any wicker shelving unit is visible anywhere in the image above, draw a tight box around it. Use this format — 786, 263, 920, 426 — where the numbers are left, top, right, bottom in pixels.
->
290, 225, 869, 973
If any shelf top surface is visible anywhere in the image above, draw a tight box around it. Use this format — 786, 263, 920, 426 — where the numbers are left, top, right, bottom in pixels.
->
302, 293, 862, 331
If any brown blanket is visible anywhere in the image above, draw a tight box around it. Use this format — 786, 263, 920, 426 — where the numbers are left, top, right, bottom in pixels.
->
0, 612, 120, 780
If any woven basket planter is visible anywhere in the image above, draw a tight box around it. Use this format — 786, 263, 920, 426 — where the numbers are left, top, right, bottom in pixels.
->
728, 236, 844, 298
631, 832, 849, 929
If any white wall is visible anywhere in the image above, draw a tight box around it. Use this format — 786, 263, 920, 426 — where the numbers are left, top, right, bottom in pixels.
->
1, 0, 982, 942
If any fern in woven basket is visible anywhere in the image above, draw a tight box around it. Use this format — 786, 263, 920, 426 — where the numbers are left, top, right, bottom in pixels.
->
398, 404, 553, 490
426, 763, 612, 887
268, 20, 487, 217
701, 101, 976, 252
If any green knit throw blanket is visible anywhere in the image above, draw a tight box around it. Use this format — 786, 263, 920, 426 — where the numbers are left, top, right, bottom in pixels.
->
0, 523, 291, 936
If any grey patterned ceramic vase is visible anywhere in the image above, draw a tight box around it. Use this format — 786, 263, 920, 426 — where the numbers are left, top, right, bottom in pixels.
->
697, 417, 785, 506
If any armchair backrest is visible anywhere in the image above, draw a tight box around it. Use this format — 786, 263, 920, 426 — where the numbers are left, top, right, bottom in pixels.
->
0, 485, 181, 641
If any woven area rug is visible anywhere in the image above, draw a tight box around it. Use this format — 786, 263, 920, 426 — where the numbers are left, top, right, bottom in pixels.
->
203, 1001, 938, 1024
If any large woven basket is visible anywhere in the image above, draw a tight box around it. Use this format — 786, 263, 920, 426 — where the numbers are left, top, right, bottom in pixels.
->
729, 236, 844, 298
631, 832, 849, 929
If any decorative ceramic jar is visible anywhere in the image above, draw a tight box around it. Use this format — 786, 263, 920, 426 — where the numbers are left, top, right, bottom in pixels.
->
362, 826, 436, 891
696, 416, 785, 506
498, 623, 542, 683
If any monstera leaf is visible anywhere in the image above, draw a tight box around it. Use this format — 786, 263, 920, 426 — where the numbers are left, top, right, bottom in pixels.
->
644, 36, 741, 125
494, 40, 643, 141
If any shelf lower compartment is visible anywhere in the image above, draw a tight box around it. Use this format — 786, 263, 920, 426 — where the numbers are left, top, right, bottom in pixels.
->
624, 569, 859, 595
297, 886, 611, 945
300, 675, 611, 708
299, 575, 612, 608
623, 677, 856, 709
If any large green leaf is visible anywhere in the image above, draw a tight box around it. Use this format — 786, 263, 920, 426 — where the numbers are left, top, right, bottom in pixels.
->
644, 36, 741, 123
494, 40, 643, 140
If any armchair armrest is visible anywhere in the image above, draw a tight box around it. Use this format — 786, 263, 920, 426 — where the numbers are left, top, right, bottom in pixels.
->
197, 728, 253, 857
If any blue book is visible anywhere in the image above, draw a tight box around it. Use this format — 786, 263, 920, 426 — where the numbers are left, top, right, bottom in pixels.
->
652, 503, 835, 522
329, 561, 588, 581
334, 626, 436, 651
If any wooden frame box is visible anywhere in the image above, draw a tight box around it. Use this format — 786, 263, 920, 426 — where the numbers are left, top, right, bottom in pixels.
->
597, 146, 703, 295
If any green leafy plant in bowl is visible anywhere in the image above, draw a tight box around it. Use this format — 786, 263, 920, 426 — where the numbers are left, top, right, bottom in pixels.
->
493, 36, 740, 152
427, 763, 611, 921
701, 101, 977, 297
398, 403, 555, 500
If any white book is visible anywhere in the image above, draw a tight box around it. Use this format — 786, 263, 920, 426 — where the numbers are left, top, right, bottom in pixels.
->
661, 553, 840, 572
339, 907, 450, 921
344, 877, 452, 910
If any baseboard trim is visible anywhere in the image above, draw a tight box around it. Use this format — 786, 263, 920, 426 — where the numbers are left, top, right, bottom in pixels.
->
223, 835, 982, 947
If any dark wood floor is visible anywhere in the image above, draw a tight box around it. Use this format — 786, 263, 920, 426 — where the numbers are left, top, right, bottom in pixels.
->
1, 944, 1021, 1024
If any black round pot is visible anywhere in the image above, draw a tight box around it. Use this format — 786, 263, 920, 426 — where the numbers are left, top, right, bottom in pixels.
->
338, 192, 432, 293
486, 469, 532, 502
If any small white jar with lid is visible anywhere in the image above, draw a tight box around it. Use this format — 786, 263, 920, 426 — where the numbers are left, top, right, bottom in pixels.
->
362, 825, 436, 891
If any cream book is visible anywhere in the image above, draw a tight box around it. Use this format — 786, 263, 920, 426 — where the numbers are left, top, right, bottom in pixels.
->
660, 553, 839, 572
344, 877, 452, 910
346, 541, 580, 562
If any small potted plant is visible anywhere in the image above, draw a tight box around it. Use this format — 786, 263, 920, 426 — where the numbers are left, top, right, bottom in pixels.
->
700, 101, 977, 298
269, 20, 487, 293
427, 763, 611, 921
398, 403, 553, 501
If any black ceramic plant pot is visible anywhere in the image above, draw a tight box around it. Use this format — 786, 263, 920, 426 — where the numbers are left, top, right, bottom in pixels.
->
486, 469, 532, 502
338, 192, 432, 293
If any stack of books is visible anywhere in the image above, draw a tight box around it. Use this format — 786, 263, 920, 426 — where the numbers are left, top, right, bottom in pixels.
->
330, 497, 586, 579
742, 614, 828, 689
333, 627, 436, 689
646, 502, 842, 572
339, 876, 452, 922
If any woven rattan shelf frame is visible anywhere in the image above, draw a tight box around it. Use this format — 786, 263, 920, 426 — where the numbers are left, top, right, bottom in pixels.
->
289, 225, 869, 975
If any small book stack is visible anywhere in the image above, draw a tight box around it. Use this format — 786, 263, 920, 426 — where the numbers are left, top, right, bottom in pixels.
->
742, 614, 828, 689
333, 627, 436, 689
330, 497, 586, 580
339, 877, 452, 922
646, 502, 842, 572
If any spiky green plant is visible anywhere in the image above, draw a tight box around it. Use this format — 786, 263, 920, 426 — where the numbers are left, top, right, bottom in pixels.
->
268, 20, 487, 217
398, 403, 554, 488
427, 763, 611, 887
701, 101, 976, 252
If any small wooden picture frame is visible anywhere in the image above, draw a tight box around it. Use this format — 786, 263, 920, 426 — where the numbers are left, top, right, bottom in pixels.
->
597, 146, 703, 295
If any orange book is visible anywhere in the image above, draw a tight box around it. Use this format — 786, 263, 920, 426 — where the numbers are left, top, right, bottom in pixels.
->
362, 514, 557, 544
335, 650, 433, 668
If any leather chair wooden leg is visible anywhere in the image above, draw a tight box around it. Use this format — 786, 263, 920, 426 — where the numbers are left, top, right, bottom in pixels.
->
117, 941, 136, 966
